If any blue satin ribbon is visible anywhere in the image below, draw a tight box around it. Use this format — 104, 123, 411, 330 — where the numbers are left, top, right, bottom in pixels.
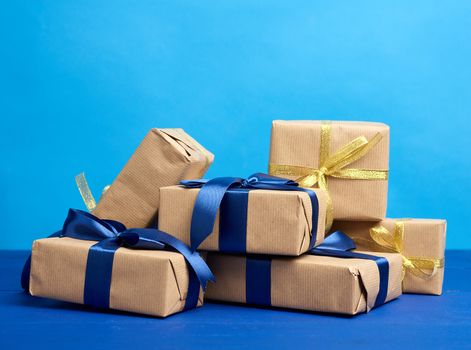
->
244, 231, 389, 309
21, 209, 215, 311
181, 173, 320, 253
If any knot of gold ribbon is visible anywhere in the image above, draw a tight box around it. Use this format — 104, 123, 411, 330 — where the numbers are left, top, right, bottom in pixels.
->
75, 172, 109, 212
369, 222, 444, 280
269, 121, 388, 230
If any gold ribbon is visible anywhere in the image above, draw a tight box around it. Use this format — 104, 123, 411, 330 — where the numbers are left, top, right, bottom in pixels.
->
368, 222, 444, 280
269, 121, 388, 230
75, 172, 110, 212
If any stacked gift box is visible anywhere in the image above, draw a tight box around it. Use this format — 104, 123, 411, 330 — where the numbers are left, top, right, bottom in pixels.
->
22, 122, 446, 317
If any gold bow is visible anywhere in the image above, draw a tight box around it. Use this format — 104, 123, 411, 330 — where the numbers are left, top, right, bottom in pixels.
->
269, 121, 388, 230
75, 172, 109, 212
369, 222, 444, 280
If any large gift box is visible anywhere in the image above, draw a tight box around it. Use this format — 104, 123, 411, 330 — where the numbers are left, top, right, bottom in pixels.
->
158, 174, 328, 256
331, 219, 446, 295
92, 128, 214, 228
205, 248, 402, 315
269, 120, 389, 227
24, 210, 214, 318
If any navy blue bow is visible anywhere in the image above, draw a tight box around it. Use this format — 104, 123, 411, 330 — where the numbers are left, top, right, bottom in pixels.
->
21, 209, 215, 311
181, 173, 320, 252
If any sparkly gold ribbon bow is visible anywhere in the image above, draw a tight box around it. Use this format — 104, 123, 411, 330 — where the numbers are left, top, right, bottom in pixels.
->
75, 172, 109, 212
269, 121, 388, 230
369, 222, 444, 280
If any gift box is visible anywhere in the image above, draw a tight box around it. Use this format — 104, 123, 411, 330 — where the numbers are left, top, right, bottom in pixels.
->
268, 120, 389, 227
205, 247, 402, 315
158, 174, 329, 256
24, 209, 214, 318
92, 128, 214, 228
331, 219, 446, 295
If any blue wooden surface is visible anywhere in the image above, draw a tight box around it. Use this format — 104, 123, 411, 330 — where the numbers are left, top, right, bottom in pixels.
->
1, 250, 470, 349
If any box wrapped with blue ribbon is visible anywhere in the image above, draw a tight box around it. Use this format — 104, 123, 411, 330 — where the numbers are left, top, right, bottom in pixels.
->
22, 209, 215, 317
205, 232, 403, 315
158, 173, 328, 256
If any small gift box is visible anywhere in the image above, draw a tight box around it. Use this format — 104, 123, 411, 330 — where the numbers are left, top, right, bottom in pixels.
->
23, 209, 214, 317
91, 128, 214, 228
205, 232, 402, 315
269, 120, 389, 228
158, 173, 328, 256
331, 219, 446, 295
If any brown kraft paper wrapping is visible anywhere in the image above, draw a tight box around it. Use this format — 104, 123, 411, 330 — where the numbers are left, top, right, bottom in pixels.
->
205, 251, 402, 315
29, 237, 203, 317
269, 120, 389, 221
93, 128, 214, 228
158, 186, 328, 256
331, 219, 446, 295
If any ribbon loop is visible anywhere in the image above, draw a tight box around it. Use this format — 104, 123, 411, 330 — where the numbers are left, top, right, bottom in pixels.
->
62, 209, 120, 240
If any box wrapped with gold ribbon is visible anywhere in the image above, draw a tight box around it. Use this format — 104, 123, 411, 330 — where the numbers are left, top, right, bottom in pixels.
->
269, 120, 389, 228
205, 232, 403, 315
331, 219, 446, 295
82, 128, 213, 228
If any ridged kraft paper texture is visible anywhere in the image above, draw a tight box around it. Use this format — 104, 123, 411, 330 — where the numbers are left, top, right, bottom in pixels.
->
93, 128, 214, 228
269, 120, 389, 221
29, 237, 204, 317
205, 251, 402, 315
331, 219, 447, 295
158, 186, 328, 256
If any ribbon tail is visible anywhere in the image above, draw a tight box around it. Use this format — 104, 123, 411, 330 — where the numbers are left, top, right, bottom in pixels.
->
190, 177, 242, 251
75, 173, 97, 212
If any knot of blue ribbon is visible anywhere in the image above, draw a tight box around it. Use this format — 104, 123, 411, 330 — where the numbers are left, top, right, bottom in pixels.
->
21, 209, 215, 311
181, 173, 320, 252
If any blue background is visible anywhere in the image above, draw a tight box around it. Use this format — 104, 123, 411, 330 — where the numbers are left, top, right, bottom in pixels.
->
2, 1, 470, 249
